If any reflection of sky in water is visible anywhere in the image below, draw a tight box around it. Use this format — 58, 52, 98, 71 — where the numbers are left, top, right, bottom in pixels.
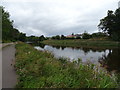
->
34, 46, 44, 51
39, 45, 109, 64
34, 45, 120, 72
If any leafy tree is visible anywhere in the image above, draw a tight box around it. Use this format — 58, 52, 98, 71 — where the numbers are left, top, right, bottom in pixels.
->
98, 8, 120, 41
1, 6, 27, 42
2, 6, 14, 41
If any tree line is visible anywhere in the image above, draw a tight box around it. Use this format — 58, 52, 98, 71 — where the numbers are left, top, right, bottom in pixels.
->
1, 6, 46, 43
50, 32, 107, 40
2, 6, 26, 42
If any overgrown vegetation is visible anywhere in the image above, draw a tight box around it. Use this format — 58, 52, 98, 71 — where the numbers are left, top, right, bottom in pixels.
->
42, 39, 120, 48
15, 42, 118, 88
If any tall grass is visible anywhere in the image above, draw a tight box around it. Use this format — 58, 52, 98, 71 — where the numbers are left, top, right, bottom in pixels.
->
15, 42, 118, 88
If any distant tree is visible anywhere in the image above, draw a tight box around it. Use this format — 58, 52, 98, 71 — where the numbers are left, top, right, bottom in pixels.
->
76, 36, 81, 39
92, 32, 107, 38
61, 35, 66, 40
39, 35, 46, 41
98, 8, 120, 41
82, 31, 91, 39
72, 33, 74, 35
75, 34, 81, 39
55, 35, 60, 40
51, 35, 60, 40
18, 33, 26, 42
51, 36, 56, 39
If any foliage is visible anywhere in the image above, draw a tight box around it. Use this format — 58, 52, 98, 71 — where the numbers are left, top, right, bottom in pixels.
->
39, 35, 46, 41
92, 32, 107, 38
61, 35, 66, 40
1, 6, 26, 42
26, 35, 46, 43
98, 8, 120, 41
82, 32, 91, 39
15, 42, 118, 88
51, 35, 61, 40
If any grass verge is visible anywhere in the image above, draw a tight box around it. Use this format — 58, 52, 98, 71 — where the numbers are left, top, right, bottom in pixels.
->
42, 39, 120, 48
15, 42, 118, 88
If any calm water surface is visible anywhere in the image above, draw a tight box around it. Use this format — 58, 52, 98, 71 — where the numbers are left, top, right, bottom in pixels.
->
34, 44, 120, 73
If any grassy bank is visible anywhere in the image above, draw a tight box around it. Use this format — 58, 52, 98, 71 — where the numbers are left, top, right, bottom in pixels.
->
15, 42, 118, 88
42, 39, 120, 48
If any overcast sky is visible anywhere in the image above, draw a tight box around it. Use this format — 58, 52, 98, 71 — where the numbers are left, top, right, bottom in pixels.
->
1, 0, 119, 36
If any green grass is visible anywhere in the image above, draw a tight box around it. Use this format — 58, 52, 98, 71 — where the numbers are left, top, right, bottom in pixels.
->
15, 42, 118, 88
42, 39, 120, 48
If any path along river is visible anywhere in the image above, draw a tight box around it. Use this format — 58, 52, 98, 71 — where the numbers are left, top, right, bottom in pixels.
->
2, 44, 17, 88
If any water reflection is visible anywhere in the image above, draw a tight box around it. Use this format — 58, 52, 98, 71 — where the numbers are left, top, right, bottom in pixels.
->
34, 44, 120, 72
99, 48, 120, 73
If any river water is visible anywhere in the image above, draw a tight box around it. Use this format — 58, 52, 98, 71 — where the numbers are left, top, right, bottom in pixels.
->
34, 44, 120, 73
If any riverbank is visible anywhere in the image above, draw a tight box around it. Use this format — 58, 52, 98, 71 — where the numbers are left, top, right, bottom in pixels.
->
15, 42, 118, 88
42, 39, 120, 48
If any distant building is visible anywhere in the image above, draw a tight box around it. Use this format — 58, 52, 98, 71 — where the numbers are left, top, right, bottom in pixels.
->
118, 1, 120, 8
66, 35, 75, 38
66, 34, 82, 38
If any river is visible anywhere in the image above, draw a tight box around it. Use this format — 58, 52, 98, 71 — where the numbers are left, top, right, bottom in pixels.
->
34, 43, 120, 73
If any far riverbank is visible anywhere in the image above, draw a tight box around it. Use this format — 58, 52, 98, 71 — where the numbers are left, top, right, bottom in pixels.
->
42, 39, 120, 48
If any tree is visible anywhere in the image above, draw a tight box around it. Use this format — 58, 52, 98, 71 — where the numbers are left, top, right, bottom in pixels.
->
98, 8, 120, 41
92, 32, 107, 38
51, 35, 60, 40
82, 31, 91, 39
18, 33, 26, 42
1, 6, 26, 42
61, 35, 66, 40
2, 6, 14, 41
39, 35, 46, 41
11, 28, 20, 41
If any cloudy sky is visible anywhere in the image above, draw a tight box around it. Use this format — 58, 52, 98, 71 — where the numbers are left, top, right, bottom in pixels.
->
1, 0, 119, 36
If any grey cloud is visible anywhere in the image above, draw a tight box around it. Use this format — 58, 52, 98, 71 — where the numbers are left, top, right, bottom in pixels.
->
2, 0, 118, 36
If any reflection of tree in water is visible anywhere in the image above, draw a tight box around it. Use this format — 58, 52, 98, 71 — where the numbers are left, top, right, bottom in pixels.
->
39, 43, 45, 48
61, 46, 66, 50
81, 47, 90, 54
99, 48, 120, 73
91, 48, 106, 53
52, 46, 61, 49
56, 46, 61, 49
81, 47, 107, 54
